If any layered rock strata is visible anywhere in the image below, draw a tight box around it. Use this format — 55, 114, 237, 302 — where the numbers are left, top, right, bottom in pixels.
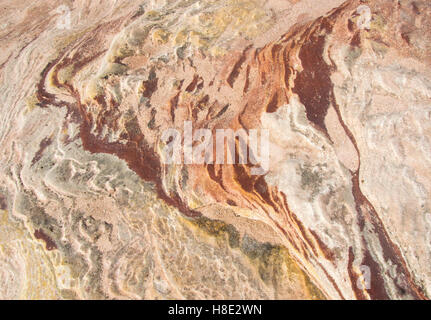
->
0, 0, 430, 299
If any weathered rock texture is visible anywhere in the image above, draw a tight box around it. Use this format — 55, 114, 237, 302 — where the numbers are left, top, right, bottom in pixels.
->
0, 0, 430, 299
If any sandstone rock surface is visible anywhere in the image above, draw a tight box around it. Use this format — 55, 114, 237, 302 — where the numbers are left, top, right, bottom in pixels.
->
0, 0, 430, 300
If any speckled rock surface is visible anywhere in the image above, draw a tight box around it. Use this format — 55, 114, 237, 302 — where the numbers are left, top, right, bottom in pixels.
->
0, 0, 430, 300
